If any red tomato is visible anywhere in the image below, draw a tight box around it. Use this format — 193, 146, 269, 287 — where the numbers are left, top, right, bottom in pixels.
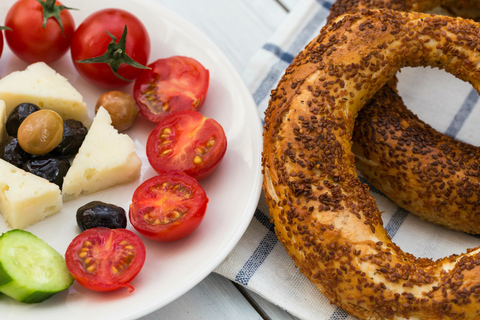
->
65, 228, 146, 292
70, 8, 150, 88
146, 110, 227, 180
133, 56, 209, 123
4, 0, 75, 63
129, 173, 208, 242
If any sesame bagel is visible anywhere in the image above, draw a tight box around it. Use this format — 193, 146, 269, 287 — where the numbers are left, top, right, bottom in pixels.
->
263, 10, 480, 320
352, 85, 480, 234
440, 0, 480, 21
329, 0, 480, 234
328, 0, 480, 22
327, 0, 440, 21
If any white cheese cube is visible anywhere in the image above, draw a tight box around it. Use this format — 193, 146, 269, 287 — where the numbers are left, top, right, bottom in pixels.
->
0, 100, 6, 142
0, 159, 63, 229
62, 107, 142, 201
0, 62, 90, 126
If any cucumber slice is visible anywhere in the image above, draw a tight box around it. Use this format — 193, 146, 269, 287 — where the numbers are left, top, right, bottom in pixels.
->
0, 229, 73, 303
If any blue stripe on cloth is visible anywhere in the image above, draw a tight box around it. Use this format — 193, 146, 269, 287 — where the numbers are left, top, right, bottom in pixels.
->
234, 209, 276, 286
445, 88, 479, 138
253, 2, 331, 112
320, 0, 332, 10
385, 208, 409, 238
262, 43, 295, 64
328, 308, 349, 320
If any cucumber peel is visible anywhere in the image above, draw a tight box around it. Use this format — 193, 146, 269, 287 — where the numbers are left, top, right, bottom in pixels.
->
0, 229, 73, 303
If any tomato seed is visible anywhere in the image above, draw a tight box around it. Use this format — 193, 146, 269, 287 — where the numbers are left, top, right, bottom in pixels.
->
162, 149, 172, 155
206, 139, 215, 147
161, 140, 172, 145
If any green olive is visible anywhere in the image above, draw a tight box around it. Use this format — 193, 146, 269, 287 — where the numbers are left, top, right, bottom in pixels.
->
95, 91, 139, 132
17, 110, 64, 155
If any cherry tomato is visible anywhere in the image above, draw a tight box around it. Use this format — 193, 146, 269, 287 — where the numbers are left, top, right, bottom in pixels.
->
146, 110, 227, 180
65, 228, 146, 292
4, 0, 75, 63
71, 8, 150, 88
133, 56, 209, 123
129, 173, 208, 242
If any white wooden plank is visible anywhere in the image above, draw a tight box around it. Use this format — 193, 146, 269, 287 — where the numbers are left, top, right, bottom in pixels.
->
140, 273, 262, 320
276, 0, 302, 12
155, 0, 288, 72
236, 284, 301, 320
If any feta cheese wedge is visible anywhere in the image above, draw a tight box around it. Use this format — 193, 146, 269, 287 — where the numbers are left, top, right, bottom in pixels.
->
0, 100, 6, 142
0, 159, 63, 229
0, 62, 90, 126
62, 107, 142, 201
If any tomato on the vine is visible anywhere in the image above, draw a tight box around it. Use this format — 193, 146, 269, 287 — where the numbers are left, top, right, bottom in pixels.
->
70, 8, 151, 88
4, 0, 75, 63
65, 228, 146, 292
134, 56, 210, 123
129, 173, 208, 242
146, 110, 227, 180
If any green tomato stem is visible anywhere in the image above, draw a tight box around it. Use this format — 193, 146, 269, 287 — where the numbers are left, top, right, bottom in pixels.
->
36, 0, 77, 37
76, 25, 150, 82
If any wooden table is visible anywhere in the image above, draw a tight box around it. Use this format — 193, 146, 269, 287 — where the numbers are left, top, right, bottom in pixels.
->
140, 0, 301, 319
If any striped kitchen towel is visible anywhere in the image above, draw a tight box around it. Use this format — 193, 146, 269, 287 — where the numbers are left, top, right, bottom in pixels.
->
214, 0, 480, 319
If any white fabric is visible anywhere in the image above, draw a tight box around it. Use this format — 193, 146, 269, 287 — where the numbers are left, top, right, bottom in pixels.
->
215, 1, 480, 319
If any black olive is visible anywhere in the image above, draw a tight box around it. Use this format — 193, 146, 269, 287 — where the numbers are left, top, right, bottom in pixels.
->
50, 119, 88, 158
76, 201, 127, 231
23, 157, 70, 188
6, 103, 41, 137
0, 136, 30, 168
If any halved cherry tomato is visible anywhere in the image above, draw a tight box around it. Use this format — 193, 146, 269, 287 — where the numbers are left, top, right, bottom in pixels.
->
133, 56, 209, 123
65, 228, 146, 292
146, 110, 227, 180
4, 0, 75, 63
129, 173, 208, 242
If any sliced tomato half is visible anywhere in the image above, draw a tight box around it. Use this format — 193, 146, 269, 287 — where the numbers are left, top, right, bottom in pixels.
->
65, 228, 146, 293
146, 110, 227, 180
129, 173, 208, 242
133, 56, 209, 123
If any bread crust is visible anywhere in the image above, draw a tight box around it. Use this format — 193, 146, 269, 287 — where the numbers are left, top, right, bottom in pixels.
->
353, 85, 480, 234
327, 0, 480, 234
263, 10, 480, 319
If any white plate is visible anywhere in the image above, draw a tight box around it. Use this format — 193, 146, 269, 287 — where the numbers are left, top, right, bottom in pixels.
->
0, 0, 263, 319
